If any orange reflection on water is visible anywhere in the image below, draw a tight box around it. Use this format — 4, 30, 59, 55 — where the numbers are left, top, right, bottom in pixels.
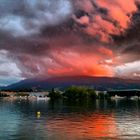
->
46, 112, 119, 139
84, 113, 118, 138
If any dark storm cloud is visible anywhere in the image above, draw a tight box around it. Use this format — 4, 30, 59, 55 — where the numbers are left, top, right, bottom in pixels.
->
0, 0, 73, 37
0, 0, 140, 84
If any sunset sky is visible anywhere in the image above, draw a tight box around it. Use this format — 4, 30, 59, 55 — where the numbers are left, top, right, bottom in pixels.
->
0, 0, 140, 86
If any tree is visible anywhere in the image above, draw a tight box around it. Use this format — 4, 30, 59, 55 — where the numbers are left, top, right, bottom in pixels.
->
48, 88, 62, 100
63, 86, 97, 101
87, 88, 97, 100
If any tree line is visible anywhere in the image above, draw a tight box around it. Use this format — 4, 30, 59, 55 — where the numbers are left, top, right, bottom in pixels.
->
48, 86, 108, 101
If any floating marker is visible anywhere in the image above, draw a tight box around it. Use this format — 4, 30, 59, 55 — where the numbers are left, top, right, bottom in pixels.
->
37, 111, 41, 115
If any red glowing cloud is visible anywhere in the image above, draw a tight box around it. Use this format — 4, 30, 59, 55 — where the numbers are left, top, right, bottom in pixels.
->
0, 0, 140, 84
47, 48, 114, 77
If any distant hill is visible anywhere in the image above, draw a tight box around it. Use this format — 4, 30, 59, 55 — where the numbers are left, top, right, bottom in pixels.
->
1, 76, 140, 91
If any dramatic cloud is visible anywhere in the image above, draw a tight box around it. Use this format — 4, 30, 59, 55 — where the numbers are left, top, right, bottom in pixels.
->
0, 50, 23, 86
0, 0, 140, 85
0, 0, 73, 36
115, 60, 140, 79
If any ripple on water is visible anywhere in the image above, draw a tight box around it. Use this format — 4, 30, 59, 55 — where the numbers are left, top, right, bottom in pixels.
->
1, 99, 140, 139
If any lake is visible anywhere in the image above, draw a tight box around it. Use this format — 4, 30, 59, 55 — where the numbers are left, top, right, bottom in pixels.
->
1, 98, 140, 140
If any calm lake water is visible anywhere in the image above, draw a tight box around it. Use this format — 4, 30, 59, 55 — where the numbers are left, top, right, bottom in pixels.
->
1, 98, 140, 140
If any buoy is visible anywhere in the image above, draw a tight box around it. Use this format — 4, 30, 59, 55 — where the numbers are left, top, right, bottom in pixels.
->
37, 111, 41, 115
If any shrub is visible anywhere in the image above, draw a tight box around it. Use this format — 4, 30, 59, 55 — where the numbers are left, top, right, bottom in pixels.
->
0, 93, 9, 97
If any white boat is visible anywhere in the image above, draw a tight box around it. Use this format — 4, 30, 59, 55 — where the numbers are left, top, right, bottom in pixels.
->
111, 95, 126, 100
130, 96, 138, 100
37, 96, 49, 101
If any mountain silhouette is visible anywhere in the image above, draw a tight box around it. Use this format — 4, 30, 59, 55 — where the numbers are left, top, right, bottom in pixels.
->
2, 76, 140, 91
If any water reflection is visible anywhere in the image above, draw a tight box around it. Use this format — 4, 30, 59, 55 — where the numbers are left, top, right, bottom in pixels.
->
1, 98, 140, 139
45, 112, 118, 139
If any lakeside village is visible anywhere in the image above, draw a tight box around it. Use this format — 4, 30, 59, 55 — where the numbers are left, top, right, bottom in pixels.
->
0, 86, 140, 101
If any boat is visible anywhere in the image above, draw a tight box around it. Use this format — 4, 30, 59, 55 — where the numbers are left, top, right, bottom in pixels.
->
130, 96, 138, 100
37, 96, 49, 101
111, 95, 126, 100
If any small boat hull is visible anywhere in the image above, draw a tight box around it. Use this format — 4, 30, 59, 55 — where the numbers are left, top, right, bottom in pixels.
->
37, 97, 49, 101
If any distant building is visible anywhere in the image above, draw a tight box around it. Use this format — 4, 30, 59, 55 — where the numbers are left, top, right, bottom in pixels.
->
107, 89, 140, 97
29, 92, 49, 97
95, 90, 107, 96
